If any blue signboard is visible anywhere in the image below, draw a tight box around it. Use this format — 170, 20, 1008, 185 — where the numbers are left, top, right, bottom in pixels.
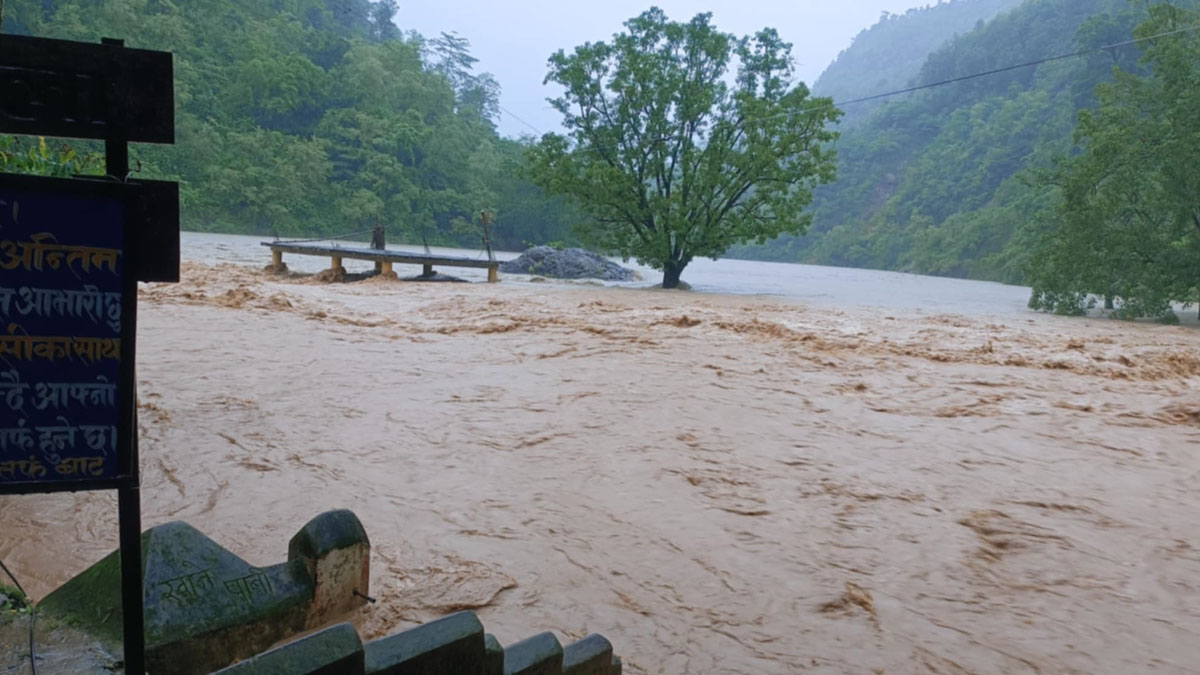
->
0, 178, 131, 490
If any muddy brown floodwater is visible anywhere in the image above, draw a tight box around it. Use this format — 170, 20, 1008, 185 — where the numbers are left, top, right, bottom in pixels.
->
2, 262, 1199, 674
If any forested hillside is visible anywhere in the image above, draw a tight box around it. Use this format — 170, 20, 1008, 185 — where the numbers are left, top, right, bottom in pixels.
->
3, 0, 1196, 309
812, 0, 1024, 125
741, 0, 1197, 285
2, 0, 581, 250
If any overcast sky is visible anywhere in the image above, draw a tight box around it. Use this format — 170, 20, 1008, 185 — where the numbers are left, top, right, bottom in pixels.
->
393, 1, 937, 137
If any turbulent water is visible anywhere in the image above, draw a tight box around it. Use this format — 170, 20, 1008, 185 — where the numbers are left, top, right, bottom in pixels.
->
2, 234, 1199, 674
183, 232, 1036, 315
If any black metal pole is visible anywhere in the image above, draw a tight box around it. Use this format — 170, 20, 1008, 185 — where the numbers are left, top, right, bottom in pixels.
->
110, 134, 145, 674
103, 36, 145, 675
117, 482, 144, 674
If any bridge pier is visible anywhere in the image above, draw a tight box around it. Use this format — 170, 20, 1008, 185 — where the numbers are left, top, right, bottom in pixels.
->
266, 248, 288, 274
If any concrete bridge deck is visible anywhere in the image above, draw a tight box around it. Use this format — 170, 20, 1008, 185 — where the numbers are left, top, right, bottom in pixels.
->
262, 241, 499, 282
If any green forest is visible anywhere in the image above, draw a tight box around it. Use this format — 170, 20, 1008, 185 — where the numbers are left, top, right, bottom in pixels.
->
2, 0, 1199, 317
739, 0, 1199, 295
2, 0, 583, 251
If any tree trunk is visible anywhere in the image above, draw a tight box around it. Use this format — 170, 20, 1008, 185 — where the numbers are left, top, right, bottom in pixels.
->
662, 260, 686, 289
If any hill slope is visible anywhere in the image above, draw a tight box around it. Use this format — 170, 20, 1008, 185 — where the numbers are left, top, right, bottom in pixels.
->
742, 0, 1193, 284
813, 0, 1025, 124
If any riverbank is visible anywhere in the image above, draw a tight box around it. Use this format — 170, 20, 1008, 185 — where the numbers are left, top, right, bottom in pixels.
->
0, 612, 115, 674
2, 262, 1198, 673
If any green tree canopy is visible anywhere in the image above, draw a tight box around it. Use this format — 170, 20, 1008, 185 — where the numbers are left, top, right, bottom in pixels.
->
1028, 3, 1200, 321
525, 8, 840, 288
0, 136, 102, 177
2, 0, 582, 250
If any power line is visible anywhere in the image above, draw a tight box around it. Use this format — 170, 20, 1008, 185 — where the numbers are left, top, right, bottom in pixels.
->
512, 21, 1200, 145
154, 0, 1200, 141
498, 104, 545, 135
824, 21, 1200, 111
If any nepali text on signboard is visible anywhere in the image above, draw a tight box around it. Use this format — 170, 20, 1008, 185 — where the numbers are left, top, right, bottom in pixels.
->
0, 176, 133, 491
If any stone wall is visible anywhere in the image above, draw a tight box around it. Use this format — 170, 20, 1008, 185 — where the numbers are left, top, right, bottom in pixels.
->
38, 509, 621, 674
287, 509, 371, 629
213, 612, 621, 675
40, 510, 371, 675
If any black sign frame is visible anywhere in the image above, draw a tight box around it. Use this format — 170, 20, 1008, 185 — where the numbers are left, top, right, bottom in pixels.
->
0, 34, 174, 143
0, 33, 177, 675
0, 172, 140, 495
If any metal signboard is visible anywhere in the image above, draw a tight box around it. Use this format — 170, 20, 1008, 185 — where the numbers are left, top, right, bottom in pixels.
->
0, 34, 174, 143
0, 33, 178, 674
0, 174, 136, 493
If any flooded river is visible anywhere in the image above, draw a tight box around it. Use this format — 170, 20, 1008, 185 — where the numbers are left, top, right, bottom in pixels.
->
2, 234, 1198, 673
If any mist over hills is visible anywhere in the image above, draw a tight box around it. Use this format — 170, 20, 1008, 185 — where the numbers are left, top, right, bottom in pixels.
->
739, 0, 1197, 285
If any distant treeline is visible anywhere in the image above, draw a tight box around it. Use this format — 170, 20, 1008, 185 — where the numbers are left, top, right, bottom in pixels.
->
4, 0, 584, 251
739, 0, 1199, 293
5, 0, 1198, 318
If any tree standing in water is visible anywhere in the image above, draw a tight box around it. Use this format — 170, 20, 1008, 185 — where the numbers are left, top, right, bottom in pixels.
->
1028, 4, 1200, 321
526, 8, 840, 288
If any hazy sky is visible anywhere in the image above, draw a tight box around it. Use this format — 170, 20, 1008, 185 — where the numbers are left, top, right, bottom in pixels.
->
394, 1, 936, 137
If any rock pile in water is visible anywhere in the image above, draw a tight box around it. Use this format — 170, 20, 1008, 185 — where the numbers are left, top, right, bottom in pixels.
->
500, 246, 635, 281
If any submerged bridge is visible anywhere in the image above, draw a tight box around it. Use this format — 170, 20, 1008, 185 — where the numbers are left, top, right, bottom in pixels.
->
262, 240, 500, 282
